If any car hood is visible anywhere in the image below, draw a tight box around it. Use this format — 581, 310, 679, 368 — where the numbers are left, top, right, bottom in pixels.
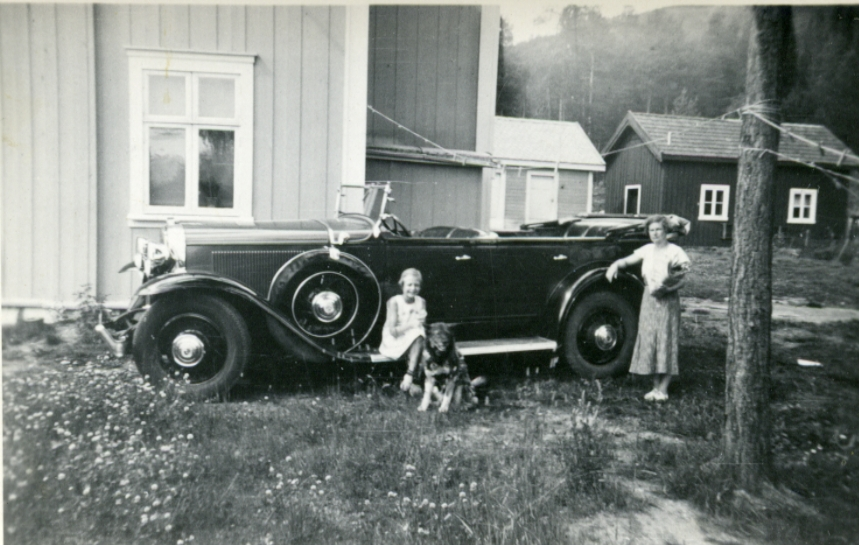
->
178, 217, 376, 246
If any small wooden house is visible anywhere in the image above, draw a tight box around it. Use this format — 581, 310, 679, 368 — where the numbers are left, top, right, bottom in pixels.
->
602, 112, 859, 246
490, 117, 605, 230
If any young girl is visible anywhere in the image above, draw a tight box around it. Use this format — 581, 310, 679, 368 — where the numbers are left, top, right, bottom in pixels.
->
606, 215, 691, 402
379, 268, 427, 391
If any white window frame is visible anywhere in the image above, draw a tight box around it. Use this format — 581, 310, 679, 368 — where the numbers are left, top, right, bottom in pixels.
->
698, 184, 730, 221
787, 188, 818, 224
524, 170, 559, 223
624, 184, 641, 215
128, 49, 255, 225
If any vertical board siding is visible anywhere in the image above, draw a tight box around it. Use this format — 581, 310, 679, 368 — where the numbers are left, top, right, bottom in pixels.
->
604, 131, 663, 214
189, 5, 218, 51
775, 167, 848, 240
1, 3, 97, 305
30, 4, 62, 301
159, 5, 190, 50
663, 161, 735, 246
365, 161, 482, 230
1, 4, 35, 301
368, 7, 397, 145
95, 4, 135, 301
368, 6, 480, 151
57, 4, 96, 300
453, 6, 479, 150
272, 6, 302, 219
326, 7, 346, 216
247, 5, 275, 222
558, 170, 589, 217
504, 167, 527, 226
130, 5, 159, 47
93, 4, 349, 301
299, 6, 330, 219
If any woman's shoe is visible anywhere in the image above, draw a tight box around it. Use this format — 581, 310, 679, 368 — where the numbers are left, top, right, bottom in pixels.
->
652, 391, 669, 402
644, 389, 659, 401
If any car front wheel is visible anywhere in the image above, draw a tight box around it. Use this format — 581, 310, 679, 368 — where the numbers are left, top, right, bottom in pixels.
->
563, 291, 638, 378
132, 294, 250, 399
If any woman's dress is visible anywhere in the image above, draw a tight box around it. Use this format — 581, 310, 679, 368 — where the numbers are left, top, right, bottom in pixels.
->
378, 295, 426, 359
628, 243, 690, 376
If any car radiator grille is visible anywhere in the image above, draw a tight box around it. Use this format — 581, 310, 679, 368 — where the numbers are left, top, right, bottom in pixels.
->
212, 250, 302, 299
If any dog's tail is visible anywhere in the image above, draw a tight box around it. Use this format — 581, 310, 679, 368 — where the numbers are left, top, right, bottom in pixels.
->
471, 376, 488, 388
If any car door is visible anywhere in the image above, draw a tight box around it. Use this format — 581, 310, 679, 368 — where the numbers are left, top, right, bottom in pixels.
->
491, 237, 575, 336
383, 234, 495, 339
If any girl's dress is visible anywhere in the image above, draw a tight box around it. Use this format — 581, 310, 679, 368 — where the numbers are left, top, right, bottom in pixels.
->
378, 295, 426, 359
629, 242, 691, 376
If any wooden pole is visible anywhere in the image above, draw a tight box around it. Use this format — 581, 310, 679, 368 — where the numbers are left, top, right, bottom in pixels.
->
724, 6, 793, 492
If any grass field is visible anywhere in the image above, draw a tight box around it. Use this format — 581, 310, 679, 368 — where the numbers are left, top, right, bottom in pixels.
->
3, 248, 859, 544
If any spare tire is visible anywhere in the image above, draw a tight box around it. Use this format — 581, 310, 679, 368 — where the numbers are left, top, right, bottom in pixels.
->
268, 250, 381, 351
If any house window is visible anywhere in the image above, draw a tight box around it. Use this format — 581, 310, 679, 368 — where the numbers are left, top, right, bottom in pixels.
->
128, 50, 255, 224
624, 185, 641, 215
787, 188, 818, 224
698, 184, 730, 221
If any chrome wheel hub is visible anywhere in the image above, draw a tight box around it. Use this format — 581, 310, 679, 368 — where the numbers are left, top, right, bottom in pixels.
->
311, 291, 343, 323
172, 333, 206, 367
593, 324, 618, 351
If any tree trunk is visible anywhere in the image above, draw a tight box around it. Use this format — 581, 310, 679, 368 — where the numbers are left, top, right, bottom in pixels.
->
724, 6, 793, 492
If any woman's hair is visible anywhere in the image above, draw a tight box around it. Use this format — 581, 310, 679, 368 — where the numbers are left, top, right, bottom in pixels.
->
398, 268, 422, 287
644, 215, 671, 232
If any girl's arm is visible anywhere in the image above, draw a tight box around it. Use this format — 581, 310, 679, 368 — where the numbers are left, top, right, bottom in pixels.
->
383, 297, 400, 337
606, 253, 644, 282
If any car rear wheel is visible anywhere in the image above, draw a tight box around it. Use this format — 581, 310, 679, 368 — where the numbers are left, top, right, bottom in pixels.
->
563, 291, 638, 378
132, 295, 250, 399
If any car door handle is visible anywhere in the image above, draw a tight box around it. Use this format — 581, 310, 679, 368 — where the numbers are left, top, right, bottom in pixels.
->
553, 254, 568, 261
455, 254, 471, 261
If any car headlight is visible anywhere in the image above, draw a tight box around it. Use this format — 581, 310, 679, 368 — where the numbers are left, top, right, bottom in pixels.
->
134, 237, 176, 278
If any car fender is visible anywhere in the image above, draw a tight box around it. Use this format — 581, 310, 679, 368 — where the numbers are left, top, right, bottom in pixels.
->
132, 271, 369, 364
545, 267, 644, 341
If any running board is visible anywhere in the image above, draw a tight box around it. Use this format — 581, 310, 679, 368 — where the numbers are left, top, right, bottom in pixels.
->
367, 337, 557, 363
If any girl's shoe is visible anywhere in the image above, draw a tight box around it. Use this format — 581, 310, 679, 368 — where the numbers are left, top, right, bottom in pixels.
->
644, 389, 659, 401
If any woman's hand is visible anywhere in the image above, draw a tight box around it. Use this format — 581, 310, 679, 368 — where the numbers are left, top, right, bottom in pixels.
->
606, 262, 619, 282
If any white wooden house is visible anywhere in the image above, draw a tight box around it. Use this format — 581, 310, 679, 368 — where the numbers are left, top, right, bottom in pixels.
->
489, 117, 605, 230
1, 4, 499, 316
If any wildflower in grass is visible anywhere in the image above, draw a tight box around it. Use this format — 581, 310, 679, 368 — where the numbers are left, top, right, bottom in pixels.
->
403, 497, 411, 505
459, 491, 467, 498
429, 502, 436, 509
387, 491, 398, 498
470, 482, 477, 492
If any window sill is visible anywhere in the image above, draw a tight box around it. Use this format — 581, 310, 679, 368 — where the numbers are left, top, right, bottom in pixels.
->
127, 213, 255, 228
786, 220, 816, 225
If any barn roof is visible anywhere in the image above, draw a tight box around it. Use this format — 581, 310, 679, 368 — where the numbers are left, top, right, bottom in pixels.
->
493, 116, 605, 170
603, 112, 859, 168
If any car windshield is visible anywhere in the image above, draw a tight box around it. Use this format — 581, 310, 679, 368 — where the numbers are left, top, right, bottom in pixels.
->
363, 184, 389, 220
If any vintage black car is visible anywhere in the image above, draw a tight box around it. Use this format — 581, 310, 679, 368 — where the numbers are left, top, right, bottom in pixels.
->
97, 183, 687, 398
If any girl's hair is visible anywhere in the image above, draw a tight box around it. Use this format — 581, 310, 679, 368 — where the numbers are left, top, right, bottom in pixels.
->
398, 268, 422, 287
644, 215, 670, 232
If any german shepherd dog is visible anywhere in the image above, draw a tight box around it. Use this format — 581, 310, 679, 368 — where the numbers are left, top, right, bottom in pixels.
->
418, 323, 486, 412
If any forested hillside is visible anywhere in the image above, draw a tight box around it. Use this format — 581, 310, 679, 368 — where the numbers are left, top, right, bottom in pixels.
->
497, 5, 859, 153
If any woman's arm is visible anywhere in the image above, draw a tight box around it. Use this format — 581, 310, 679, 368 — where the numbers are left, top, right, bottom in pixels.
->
606, 253, 644, 282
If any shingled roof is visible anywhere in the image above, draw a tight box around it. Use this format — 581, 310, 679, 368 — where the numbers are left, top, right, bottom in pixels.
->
603, 112, 859, 168
494, 116, 605, 170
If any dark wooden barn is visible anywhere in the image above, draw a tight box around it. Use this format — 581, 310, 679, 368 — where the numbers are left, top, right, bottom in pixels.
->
602, 112, 859, 246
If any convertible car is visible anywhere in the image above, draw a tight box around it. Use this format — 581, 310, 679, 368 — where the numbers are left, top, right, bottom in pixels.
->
97, 183, 688, 398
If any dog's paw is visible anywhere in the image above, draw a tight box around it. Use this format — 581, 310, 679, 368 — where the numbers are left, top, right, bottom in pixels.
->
418, 404, 429, 412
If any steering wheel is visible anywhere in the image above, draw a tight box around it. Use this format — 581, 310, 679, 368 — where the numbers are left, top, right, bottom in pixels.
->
380, 215, 410, 237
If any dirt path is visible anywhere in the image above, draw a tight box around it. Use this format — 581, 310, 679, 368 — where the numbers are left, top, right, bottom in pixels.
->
685, 297, 859, 324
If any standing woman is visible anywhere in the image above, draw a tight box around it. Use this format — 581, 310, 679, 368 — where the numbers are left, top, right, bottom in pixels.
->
605, 215, 691, 401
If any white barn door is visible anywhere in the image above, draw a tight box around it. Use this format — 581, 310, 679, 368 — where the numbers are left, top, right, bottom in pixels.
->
525, 171, 558, 223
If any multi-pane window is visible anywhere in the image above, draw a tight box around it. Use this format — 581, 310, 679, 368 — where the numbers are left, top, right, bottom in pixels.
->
698, 184, 730, 221
787, 188, 818, 224
128, 50, 254, 223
